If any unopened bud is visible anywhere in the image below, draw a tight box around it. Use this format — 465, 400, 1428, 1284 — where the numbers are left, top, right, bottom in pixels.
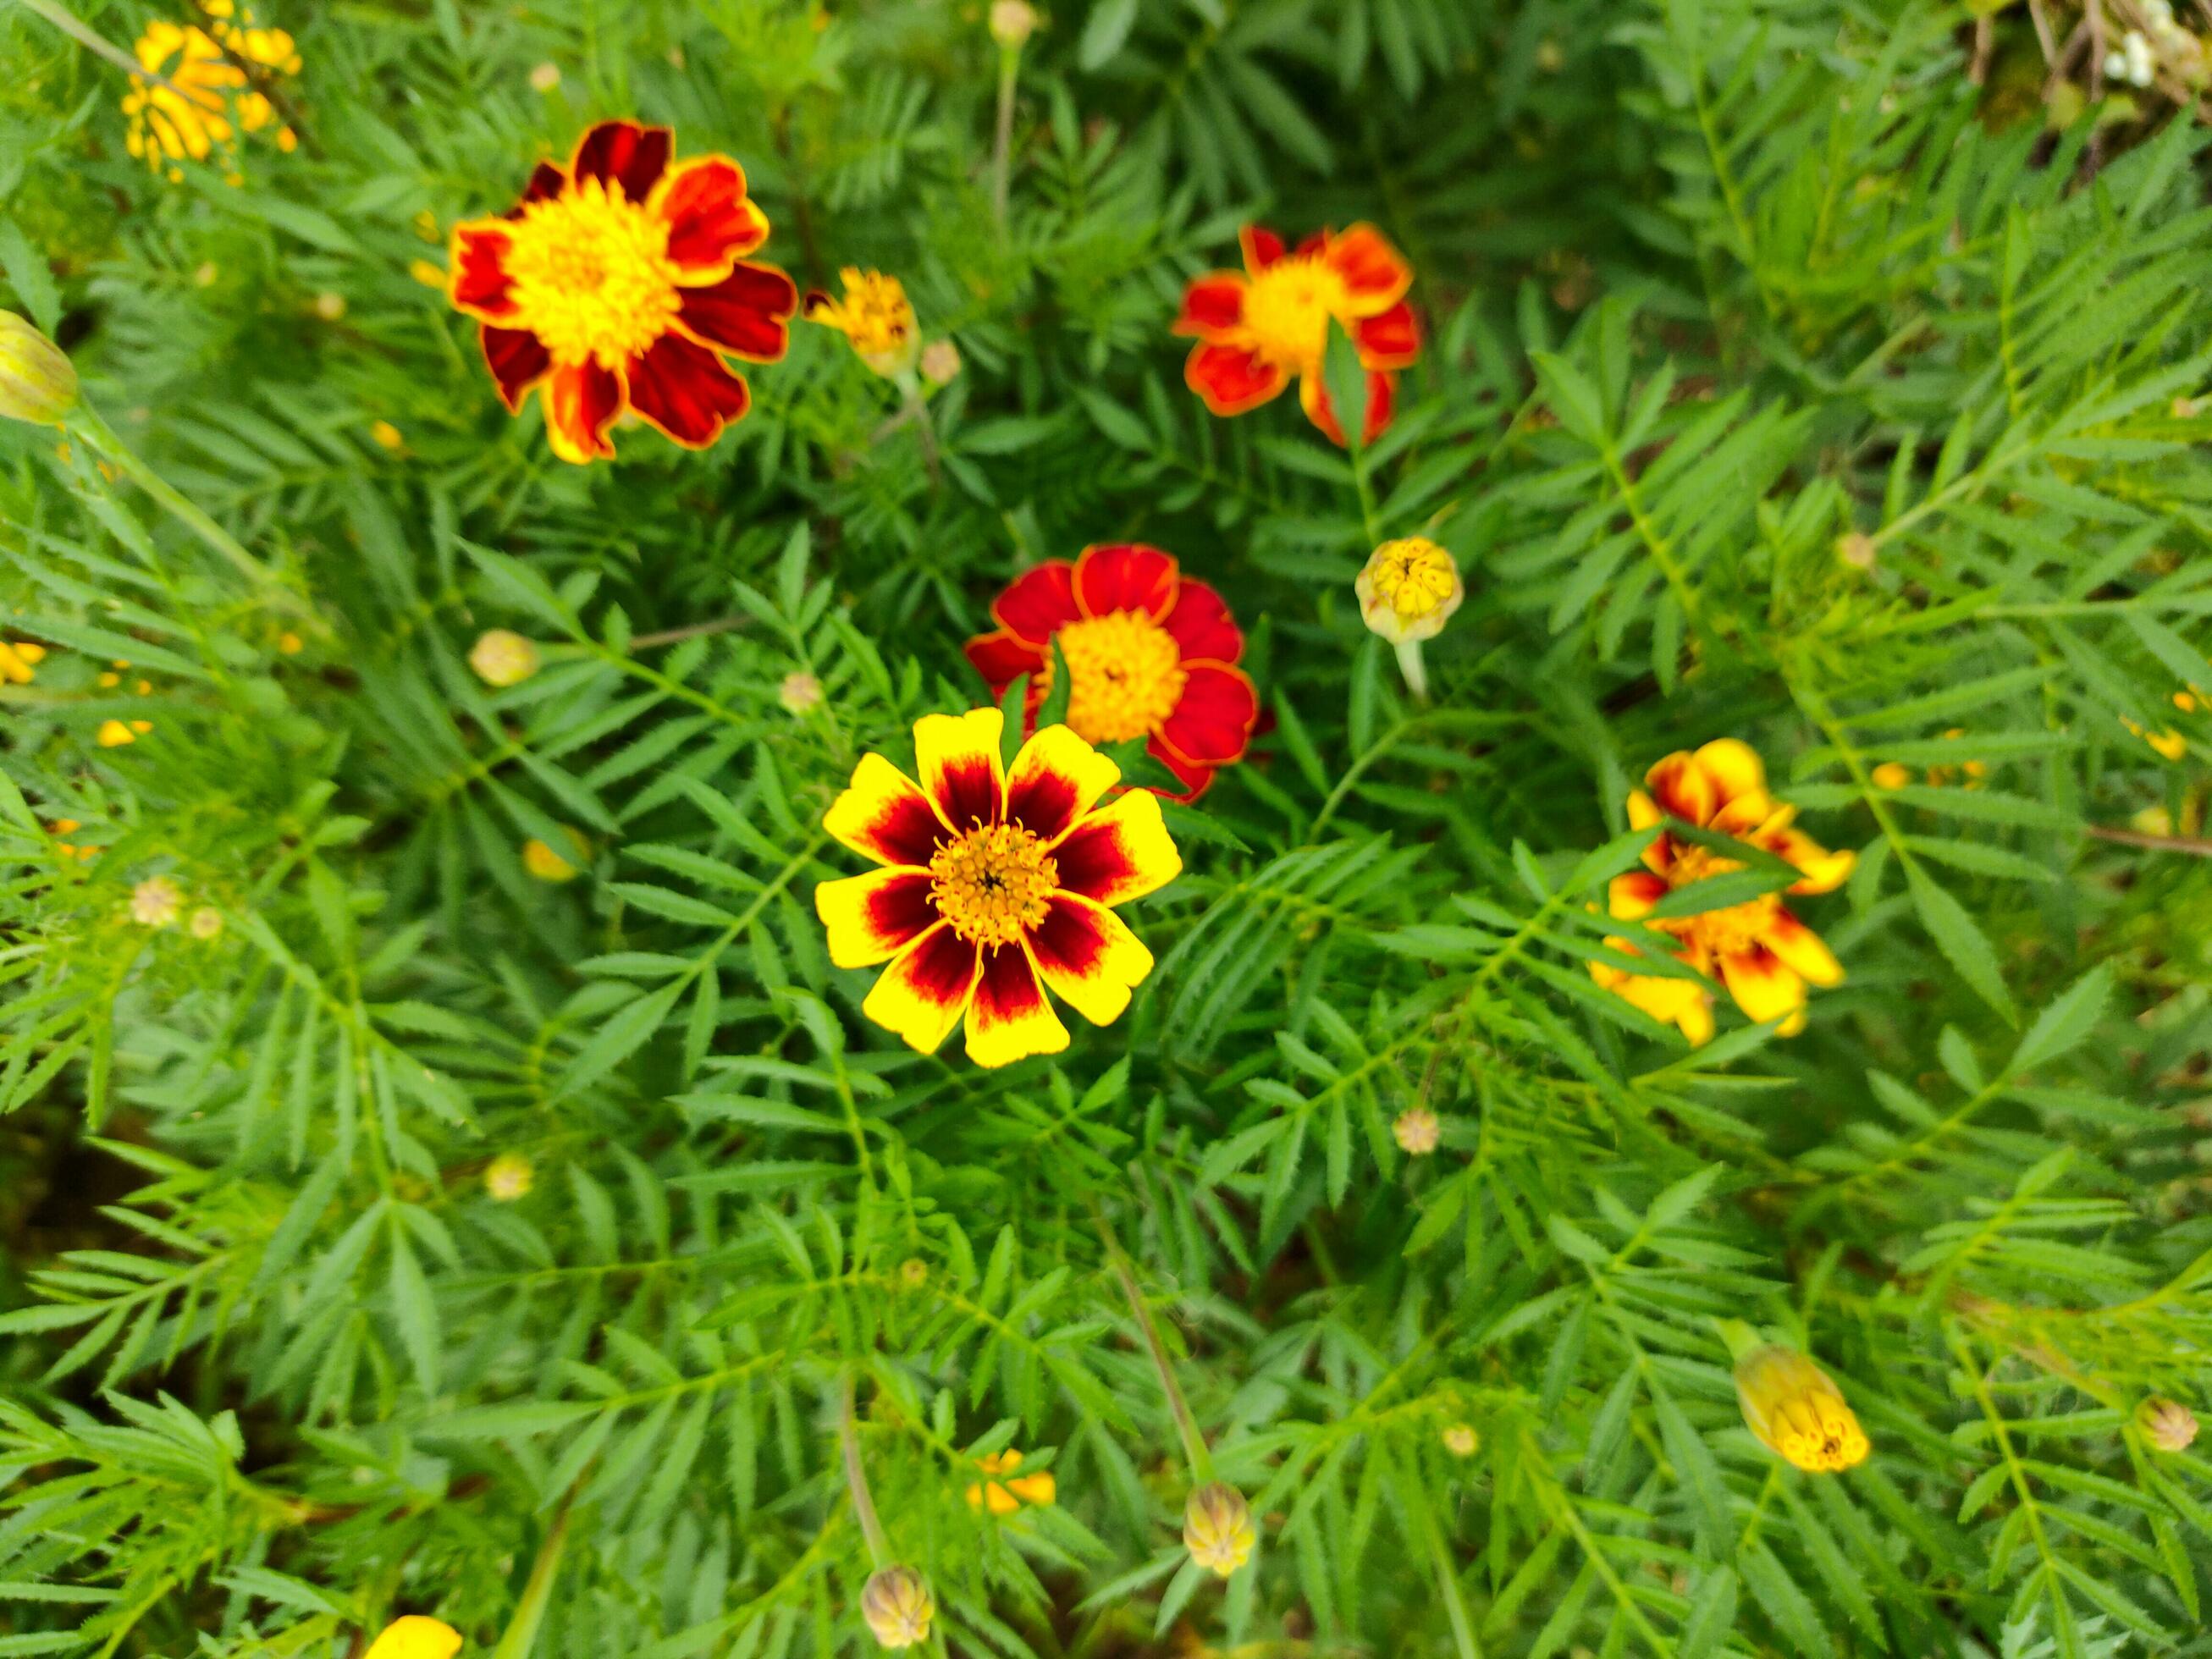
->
364, 1617, 463, 1659
1393, 1105, 1441, 1155
779, 670, 823, 714
919, 339, 962, 387
0, 311, 78, 427
989, 0, 1037, 48
470, 629, 540, 687
860, 1565, 933, 1650
1182, 1481, 1255, 1578
1442, 1422, 1479, 1457
2138, 1396, 2198, 1453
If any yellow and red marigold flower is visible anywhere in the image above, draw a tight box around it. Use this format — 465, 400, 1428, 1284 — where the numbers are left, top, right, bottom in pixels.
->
447, 120, 797, 464
1589, 739, 1854, 1044
815, 708, 1180, 1068
963, 544, 1257, 800
1174, 224, 1420, 447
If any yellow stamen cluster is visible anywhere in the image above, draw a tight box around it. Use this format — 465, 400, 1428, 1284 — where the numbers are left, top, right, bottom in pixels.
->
122, 0, 301, 183
1242, 255, 1353, 371
502, 180, 682, 369
928, 824, 1056, 947
1733, 1345, 1869, 1473
807, 269, 919, 378
1049, 610, 1187, 744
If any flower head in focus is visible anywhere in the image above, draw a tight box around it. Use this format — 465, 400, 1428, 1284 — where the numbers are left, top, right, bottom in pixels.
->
814, 708, 1180, 1068
1733, 1344, 1868, 1473
1356, 537, 1462, 645
1183, 1481, 1255, 1578
122, 1, 301, 184
448, 120, 797, 463
964, 1447, 1056, 1514
963, 544, 1257, 800
131, 877, 184, 928
0, 314, 77, 427
860, 1566, 933, 1650
1587, 740, 1853, 1044
804, 269, 920, 378
363, 1617, 463, 1659
470, 629, 541, 687
1175, 224, 1420, 446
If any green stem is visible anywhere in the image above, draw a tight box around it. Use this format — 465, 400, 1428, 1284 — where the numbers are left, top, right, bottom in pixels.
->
1095, 1206, 1212, 1480
70, 402, 291, 600
1393, 638, 1429, 704
490, 1491, 575, 1659
991, 46, 1019, 227
839, 1370, 893, 1566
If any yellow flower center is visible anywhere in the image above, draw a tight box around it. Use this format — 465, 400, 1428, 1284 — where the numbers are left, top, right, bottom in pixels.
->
820, 273, 914, 360
929, 823, 1058, 947
501, 179, 681, 369
1044, 610, 1188, 745
1367, 538, 1457, 620
1243, 255, 1353, 370
1660, 846, 1778, 959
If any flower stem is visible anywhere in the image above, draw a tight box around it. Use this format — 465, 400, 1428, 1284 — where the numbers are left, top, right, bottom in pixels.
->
1094, 1205, 1213, 1480
1393, 638, 1430, 704
70, 401, 293, 602
490, 1488, 575, 1659
839, 1370, 893, 1567
991, 46, 1020, 228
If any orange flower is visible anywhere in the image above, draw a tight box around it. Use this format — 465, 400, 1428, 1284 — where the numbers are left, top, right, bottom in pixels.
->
963, 1448, 1056, 1514
447, 120, 797, 464
1173, 224, 1420, 447
815, 710, 1180, 1068
963, 544, 1257, 799
1588, 740, 1853, 1044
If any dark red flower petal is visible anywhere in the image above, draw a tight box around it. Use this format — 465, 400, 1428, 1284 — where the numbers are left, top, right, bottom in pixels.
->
512, 162, 566, 213
1175, 273, 1246, 335
480, 325, 551, 412
451, 225, 517, 318
1240, 225, 1286, 272
571, 120, 671, 203
1074, 545, 1178, 620
1145, 736, 1216, 802
656, 158, 768, 273
1160, 578, 1242, 666
964, 629, 1046, 693
678, 263, 797, 361
543, 361, 623, 465
992, 562, 1081, 644
1157, 663, 1257, 766
626, 333, 750, 449
1355, 300, 1420, 368
1186, 341, 1288, 416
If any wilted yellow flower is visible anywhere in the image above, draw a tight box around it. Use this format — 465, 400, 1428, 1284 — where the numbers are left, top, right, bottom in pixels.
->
122, 0, 301, 184
805, 270, 920, 378
363, 1617, 463, 1659
1392, 1105, 1440, 1155
2138, 1396, 2198, 1452
470, 629, 541, 688
0, 313, 77, 427
990, 0, 1039, 48
919, 339, 962, 387
1870, 762, 1911, 790
1355, 537, 1463, 645
484, 1152, 534, 1202
190, 906, 224, 939
860, 1566, 933, 1650
372, 421, 405, 451
778, 670, 823, 715
0, 637, 47, 684
522, 831, 586, 882
1441, 1422, 1479, 1457
964, 1448, 1056, 1514
131, 876, 184, 928
1733, 1344, 1868, 1473
1183, 1481, 1255, 1578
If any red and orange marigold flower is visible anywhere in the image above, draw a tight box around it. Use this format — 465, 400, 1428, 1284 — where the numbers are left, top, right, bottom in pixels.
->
1589, 740, 1854, 1044
1175, 225, 1420, 446
963, 544, 1257, 800
815, 709, 1180, 1069
447, 120, 797, 464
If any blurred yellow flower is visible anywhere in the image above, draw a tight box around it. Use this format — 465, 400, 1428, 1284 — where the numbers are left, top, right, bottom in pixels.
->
2138, 1396, 2198, 1452
131, 876, 184, 928
1869, 762, 1911, 790
805, 269, 920, 378
990, 0, 1038, 47
918, 339, 961, 387
964, 1448, 1056, 1514
1392, 1105, 1439, 1155
1441, 1422, 1479, 1457
278, 631, 304, 654
411, 258, 448, 289
484, 1152, 534, 1201
0, 637, 47, 684
97, 719, 145, 747
522, 835, 583, 882
1183, 1481, 1255, 1578
470, 629, 540, 688
1356, 537, 1463, 645
1733, 1344, 1868, 1473
313, 291, 347, 321
190, 906, 224, 939
372, 420, 405, 451
363, 1618, 462, 1659
778, 670, 822, 715
529, 62, 562, 92
122, 0, 301, 184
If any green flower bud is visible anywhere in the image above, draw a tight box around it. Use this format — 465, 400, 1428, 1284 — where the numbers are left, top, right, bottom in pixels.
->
0, 311, 77, 427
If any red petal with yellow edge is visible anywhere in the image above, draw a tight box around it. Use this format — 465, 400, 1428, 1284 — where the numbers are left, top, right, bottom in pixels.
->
1145, 737, 1216, 802
1323, 223, 1414, 313
993, 562, 1081, 644
1029, 892, 1154, 1027
654, 157, 766, 275
1767, 827, 1855, 895
1607, 870, 1669, 921
1052, 791, 1181, 907
965, 629, 1045, 694
825, 753, 951, 868
1176, 273, 1247, 335
1188, 342, 1288, 416
1764, 909, 1843, 986
450, 223, 517, 319
481, 326, 550, 411
963, 943, 1068, 1067
915, 708, 1006, 831
1691, 738, 1768, 806
516, 161, 565, 210
814, 868, 939, 968
1158, 663, 1256, 766
1718, 945, 1806, 1026
1644, 752, 1717, 827
1354, 300, 1420, 368
571, 120, 671, 203
1240, 225, 1287, 272
1007, 725, 1121, 844
1160, 578, 1242, 665
1074, 544, 1178, 620
543, 361, 623, 464
677, 263, 796, 360
863, 923, 980, 1055
627, 333, 750, 448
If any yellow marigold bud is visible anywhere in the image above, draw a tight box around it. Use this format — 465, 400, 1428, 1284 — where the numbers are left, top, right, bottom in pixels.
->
1355, 537, 1464, 645
1870, 762, 1911, 790
860, 1565, 933, 1650
522, 832, 585, 882
2138, 1396, 2198, 1453
805, 270, 920, 378
97, 719, 139, 747
1441, 1422, 1479, 1457
372, 420, 405, 451
0, 638, 46, 684
779, 670, 823, 714
1392, 1105, 1440, 1155
0, 311, 79, 427
1182, 1481, 1255, 1579
1733, 1345, 1868, 1473
189, 906, 224, 940
484, 1151, 534, 1202
470, 629, 541, 688
989, 0, 1038, 48
363, 1617, 463, 1659
131, 876, 184, 928
918, 339, 962, 387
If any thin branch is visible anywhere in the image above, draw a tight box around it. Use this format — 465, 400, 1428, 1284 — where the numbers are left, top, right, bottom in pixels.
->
2085, 823, 2212, 857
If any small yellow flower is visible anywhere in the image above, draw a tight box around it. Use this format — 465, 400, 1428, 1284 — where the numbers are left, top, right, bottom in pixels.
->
2138, 1396, 2198, 1453
195, 261, 221, 287
1392, 1105, 1440, 1155
0, 312, 78, 427
470, 629, 541, 688
131, 876, 184, 928
964, 1448, 1056, 1514
1441, 1422, 1479, 1458
860, 1566, 933, 1650
778, 670, 823, 715
529, 61, 561, 91
372, 420, 405, 451
121, 1, 301, 183
314, 291, 347, 321
363, 1617, 463, 1659
989, 0, 1039, 48
0, 637, 47, 684
522, 832, 586, 883
1870, 762, 1911, 791
411, 258, 448, 289
484, 1152, 534, 1202
2147, 727, 2187, 762
805, 270, 920, 378
918, 339, 962, 387
190, 907, 224, 939
2176, 691, 2198, 714
898, 1257, 929, 1288
1183, 1482, 1255, 1578
1733, 1344, 1868, 1473
278, 631, 304, 654
97, 719, 140, 747
1355, 537, 1464, 645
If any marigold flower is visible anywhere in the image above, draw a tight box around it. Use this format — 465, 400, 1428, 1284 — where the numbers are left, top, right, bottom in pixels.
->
1588, 739, 1853, 1044
1869, 761, 1911, 790
522, 831, 587, 882
1356, 537, 1462, 645
372, 421, 405, 451
484, 1151, 534, 1201
1733, 1344, 1868, 1473
0, 637, 47, 684
778, 670, 823, 715
804, 269, 920, 378
1441, 1422, 1479, 1457
97, 719, 141, 748
470, 629, 541, 687
1174, 224, 1420, 446
815, 708, 1180, 1068
448, 120, 797, 463
860, 1565, 933, 1650
1393, 1105, 1440, 1155
122, 1, 300, 184
1183, 1481, 1255, 1578
2138, 1396, 2198, 1452
964, 1448, 1056, 1514
131, 876, 184, 928
363, 1618, 463, 1659
963, 544, 1258, 800
0, 314, 77, 427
